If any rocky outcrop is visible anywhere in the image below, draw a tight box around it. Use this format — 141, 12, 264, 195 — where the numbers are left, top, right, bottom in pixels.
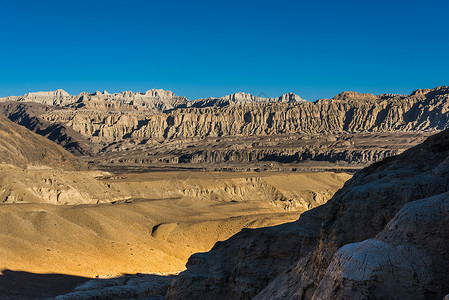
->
101, 145, 401, 168
314, 192, 449, 299
71, 89, 189, 112
166, 128, 449, 299
188, 92, 305, 108
174, 148, 399, 165
219, 92, 305, 104
0, 89, 74, 106
0, 89, 189, 112
53, 274, 175, 300
0, 90, 305, 112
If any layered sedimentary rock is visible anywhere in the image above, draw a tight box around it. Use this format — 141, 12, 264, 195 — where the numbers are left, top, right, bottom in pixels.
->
1, 86, 448, 169
0, 89, 304, 113
189, 92, 305, 108
95, 132, 427, 171
0, 89, 189, 112
0, 109, 350, 207
166, 128, 449, 299
0, 89, 73, 106
34, 86, 449, 143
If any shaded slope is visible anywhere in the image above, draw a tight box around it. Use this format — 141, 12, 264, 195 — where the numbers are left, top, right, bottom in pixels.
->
314, 192, 449, 299
0, 270, 90, 300
0, 113, 84, 170
0, 102, 94, 155
167, 128, 449, 299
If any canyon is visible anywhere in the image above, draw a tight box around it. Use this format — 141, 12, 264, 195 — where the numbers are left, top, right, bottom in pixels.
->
0, 86, 448, 299
0, 113, 349, 299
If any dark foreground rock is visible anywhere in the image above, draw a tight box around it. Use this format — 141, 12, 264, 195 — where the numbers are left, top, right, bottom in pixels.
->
167, 128, 449, 299
53, 274, 175, 300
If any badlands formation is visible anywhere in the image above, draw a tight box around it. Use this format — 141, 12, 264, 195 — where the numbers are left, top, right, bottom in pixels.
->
0, 113, 349, 299
0, 86, 448, 299
1, 86, 448, 171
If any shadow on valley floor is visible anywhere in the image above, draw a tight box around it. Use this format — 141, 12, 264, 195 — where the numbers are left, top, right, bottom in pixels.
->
0, 269, 90, 299
0, 269, 177, 299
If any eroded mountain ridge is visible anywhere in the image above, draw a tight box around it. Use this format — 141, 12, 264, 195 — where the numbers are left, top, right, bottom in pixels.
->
1, 86, 448, 171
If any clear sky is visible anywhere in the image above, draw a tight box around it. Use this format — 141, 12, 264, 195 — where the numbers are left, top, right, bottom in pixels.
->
0, 0, 448, 101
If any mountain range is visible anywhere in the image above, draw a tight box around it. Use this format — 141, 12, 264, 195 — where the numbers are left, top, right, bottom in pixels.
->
1, 86, 448, 171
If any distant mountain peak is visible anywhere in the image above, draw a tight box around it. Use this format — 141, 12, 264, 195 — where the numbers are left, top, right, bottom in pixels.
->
219, 92, 305, 103
24, 89, 70, 97
332, 91, 377, 101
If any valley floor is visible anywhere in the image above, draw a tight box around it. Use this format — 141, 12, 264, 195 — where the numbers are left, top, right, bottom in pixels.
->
0, 170, 350, 299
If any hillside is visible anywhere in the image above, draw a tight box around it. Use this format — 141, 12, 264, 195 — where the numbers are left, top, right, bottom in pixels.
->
166, 128, 449, 299
0, 114, 84, 170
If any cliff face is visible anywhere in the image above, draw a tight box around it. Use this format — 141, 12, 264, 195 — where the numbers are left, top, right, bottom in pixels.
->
166, 128, 449, 299
0, 89, 304, 112
189, 92, 305, 108
0, 89, 189, 111
35, 86, 449, 143
0, 86, 448, 169
95, 132, 423, 172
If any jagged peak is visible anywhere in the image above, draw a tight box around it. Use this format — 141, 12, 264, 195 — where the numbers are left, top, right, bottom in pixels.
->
377, 93, 408, 100
411, 86, 449, 96
79, 89, 179, 98
411, 88, 432, 96
279, 92, 306, 102
219, 92, 305, 103
145, 89, 177, 97
220, 92, 257, 101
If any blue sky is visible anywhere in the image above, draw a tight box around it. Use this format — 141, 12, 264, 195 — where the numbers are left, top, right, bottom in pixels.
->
0, 0, 448, 101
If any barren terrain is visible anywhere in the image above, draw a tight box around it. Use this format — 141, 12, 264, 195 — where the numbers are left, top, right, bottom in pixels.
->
0, 110, 352, 299
0, 171, 350, 278
0, 87, 448, 299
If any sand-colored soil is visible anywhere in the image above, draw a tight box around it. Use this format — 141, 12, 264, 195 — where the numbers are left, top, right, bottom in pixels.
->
0, 170, 350, 278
